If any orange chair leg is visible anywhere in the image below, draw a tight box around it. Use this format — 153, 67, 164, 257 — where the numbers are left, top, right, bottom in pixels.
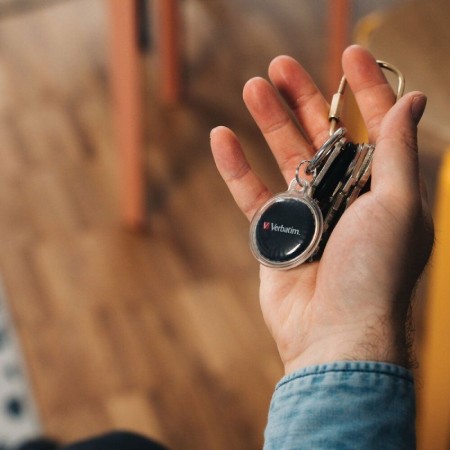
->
158, 0, 181, 104
109, 0, 146, 230
327, 0, 351, 98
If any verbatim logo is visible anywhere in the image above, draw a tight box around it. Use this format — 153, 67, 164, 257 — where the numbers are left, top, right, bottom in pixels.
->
262, 222, 301, 236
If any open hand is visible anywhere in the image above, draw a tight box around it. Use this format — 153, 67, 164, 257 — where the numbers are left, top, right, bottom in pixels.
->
210, 46, 434, 374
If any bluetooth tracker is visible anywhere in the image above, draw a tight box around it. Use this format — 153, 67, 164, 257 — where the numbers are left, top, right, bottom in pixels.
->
249, 187, 323, 269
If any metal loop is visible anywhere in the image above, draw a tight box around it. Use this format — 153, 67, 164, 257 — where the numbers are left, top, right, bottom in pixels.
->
295, 160, 312, 188
377, 60, 405, 99
308, 127, 346, 172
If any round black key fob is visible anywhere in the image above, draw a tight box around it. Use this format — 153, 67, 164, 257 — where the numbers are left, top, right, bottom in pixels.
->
249, 182, 323, 269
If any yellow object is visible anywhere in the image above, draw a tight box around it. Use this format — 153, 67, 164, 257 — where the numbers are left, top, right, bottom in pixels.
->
353, 11, 385, 48
353, 10, 450, 448
345, 12, 386, 143
416, 150, 450, 450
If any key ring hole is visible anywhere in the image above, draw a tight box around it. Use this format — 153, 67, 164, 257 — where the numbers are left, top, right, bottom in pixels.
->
295, 160, 313, 188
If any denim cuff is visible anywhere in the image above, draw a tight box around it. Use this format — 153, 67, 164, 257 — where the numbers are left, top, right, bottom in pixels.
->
265, 361, 415, 450
276, 361, 414, 390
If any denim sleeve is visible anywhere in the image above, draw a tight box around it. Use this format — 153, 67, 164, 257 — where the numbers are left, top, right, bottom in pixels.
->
264, 361, 415, 450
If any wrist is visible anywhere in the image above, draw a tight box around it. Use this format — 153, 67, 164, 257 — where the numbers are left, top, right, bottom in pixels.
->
282, 319, 411, 375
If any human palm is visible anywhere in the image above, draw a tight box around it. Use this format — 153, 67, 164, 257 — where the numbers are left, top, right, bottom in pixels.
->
211, 46, 433, 373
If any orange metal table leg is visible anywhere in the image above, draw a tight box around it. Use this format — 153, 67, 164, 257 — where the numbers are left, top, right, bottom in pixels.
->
109, 0, 145, 230
159, 0, 181, 104
327, 0, 351, 97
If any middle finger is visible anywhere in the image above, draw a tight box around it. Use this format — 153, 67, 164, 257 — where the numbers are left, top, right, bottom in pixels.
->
268, 55, 331, 150
243, 76, 314, 183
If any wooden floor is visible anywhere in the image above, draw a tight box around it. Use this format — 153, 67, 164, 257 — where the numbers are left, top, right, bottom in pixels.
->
0, 1, 287, 448
0, 0, 433, 449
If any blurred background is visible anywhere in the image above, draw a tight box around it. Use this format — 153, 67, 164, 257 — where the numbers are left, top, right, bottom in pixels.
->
0, 0, 448, 449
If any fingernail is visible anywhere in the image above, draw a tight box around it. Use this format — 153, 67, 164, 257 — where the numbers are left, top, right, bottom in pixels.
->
411, 94, 427, 124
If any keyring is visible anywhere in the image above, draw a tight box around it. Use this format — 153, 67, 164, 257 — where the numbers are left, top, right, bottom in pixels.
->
295, 160, 313, 188
307, 127, 346, 173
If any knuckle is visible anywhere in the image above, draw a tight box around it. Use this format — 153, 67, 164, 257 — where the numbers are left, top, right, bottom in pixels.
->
261, 115, 290, 135
242, 188, 270, 218
225, 160, 251, 184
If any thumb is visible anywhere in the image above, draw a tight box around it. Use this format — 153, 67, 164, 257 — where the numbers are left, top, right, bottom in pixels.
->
371, 92, 427, 201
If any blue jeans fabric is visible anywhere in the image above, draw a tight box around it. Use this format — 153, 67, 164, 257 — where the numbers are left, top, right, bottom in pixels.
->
264, 361, 415, 450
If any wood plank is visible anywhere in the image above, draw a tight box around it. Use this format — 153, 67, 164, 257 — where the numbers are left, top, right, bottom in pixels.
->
106, 391, 167, 445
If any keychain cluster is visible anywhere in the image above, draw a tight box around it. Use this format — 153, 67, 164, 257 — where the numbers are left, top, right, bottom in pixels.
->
249, 60, 405, 270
